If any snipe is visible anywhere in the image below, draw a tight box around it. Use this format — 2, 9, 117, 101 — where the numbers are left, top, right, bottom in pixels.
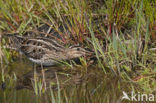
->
3, 34, 93, 66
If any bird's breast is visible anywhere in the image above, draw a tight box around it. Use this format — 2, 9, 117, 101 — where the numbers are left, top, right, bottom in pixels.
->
28, 57, 56, 66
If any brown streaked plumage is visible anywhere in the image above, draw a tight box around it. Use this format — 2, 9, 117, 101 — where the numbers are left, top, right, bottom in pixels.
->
3, 34, 93, 66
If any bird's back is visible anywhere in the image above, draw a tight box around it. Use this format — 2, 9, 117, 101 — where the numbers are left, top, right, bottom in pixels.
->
2, 33, 67, 66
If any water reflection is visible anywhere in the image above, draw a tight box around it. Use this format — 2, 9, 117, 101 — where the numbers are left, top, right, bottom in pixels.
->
16, 66, 89, 90
0, 58, 133, 103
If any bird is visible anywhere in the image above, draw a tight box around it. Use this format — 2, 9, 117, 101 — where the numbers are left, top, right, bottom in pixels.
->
3, 33, 93, 66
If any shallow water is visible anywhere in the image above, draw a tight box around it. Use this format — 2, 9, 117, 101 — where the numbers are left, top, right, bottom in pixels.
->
0, 58, 138, 103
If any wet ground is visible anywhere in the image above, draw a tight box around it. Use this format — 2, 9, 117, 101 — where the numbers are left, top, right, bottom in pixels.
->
0, 58, 138, 103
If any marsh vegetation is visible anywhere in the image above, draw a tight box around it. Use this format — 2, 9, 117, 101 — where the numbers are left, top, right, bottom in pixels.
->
0, 0, 156, 103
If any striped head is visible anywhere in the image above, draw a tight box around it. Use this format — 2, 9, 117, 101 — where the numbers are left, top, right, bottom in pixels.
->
2, 33, 26, 50
67, 45, 93, 59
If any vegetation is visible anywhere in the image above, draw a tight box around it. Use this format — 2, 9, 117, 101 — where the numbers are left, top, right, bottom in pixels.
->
0, 0, 156, 103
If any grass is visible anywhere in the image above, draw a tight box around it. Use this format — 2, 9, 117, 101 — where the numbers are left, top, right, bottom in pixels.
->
0, 0, 156, 103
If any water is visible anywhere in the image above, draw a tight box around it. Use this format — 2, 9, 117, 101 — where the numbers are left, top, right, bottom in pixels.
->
0, 58, 135, 103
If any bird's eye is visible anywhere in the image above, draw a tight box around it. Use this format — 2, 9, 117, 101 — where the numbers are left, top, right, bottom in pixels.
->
77, 48, 80, 51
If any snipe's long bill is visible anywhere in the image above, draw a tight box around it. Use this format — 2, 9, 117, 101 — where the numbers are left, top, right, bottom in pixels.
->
3, 34, 93, 66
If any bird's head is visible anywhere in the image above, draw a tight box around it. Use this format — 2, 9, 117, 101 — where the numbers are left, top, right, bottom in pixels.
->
67, 45, 93, 59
